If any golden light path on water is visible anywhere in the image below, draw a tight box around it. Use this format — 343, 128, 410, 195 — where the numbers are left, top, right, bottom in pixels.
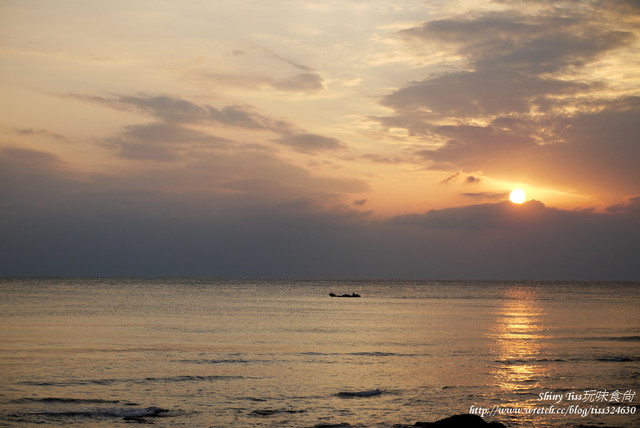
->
490, 287, 550, 425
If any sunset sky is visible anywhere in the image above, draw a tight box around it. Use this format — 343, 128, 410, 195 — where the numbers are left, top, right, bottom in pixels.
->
1, 0, 639, 279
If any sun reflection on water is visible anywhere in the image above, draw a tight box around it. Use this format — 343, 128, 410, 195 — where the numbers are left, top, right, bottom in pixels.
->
491, 287, 548, 394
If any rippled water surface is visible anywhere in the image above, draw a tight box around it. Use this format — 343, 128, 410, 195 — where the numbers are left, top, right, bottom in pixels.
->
0, 278, 638, 427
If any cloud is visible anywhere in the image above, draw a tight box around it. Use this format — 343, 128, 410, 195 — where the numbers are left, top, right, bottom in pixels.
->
0, 148, 77, 207
205, 48, 325, 93
612, 0, 640, 12
0, 145, 372, 277
383, 9, 632, 117
2, 151, 638, 280
261, 47, 316, 72
72, 94, 292, 131
361, 153, 406, 164
2, 1, 638, 281
416, 123, 536, 170
0, 147, 60, 165
414, 96, 640, 197
372, 3, 640, 201
0, 143, 368, 215
407, 96, 640, 196
273, 132, 347, 153
441, 172, 483, 185
400, 12, 632, 74
382, 69, 587, 117
102, 122, 232, 162
535, 96, 640, 194
13, 128, 65, 140
462, 192, 509, 201
368, 111, 437, 137
204, 71, 326, 93
441, 171, 460, 184
76, 93, 351, 160
270, 72, 325, 92
390, 200, 554, 230
605, 195, 640, 214
75, 93, 293, 162
382, 5, 635, 119
385, 198, 640, 280
1, 147, 638, 280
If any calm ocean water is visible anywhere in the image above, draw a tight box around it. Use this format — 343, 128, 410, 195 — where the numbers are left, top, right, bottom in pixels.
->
0, 278, 638, 427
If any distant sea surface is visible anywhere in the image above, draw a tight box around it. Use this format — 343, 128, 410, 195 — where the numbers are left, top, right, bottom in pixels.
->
1, 278, 638, 427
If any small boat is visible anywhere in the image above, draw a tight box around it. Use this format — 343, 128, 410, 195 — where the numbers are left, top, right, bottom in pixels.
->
329, 292, 361, 298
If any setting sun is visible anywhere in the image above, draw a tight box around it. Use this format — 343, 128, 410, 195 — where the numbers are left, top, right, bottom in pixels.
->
510, 188, 526, 204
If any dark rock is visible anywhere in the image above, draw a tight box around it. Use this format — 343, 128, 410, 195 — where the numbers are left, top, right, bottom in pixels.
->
314, 424, 352, 428
329, 292, 360, 298
414, 414, 506, 427
122, 416, 150, 423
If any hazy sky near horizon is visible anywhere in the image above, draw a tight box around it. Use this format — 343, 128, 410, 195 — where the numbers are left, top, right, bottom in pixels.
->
1, 0, 639, 279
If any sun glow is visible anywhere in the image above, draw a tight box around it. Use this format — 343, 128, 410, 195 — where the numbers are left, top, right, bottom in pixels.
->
509, 188, 526, 204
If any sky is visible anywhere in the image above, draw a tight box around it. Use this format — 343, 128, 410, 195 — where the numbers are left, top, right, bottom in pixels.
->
1, 0, 639, 280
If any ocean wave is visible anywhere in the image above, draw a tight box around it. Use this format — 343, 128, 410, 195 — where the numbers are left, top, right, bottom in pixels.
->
440, 385, 483, 390
11, 406, 169, 420
10, 397, 130, 405
494, 358, 568, 365
496, 355, 639, 365
242, 397, 268, 402
174, 358, 253, 364
297, 351, 421, 357
140, 374, 244, 383
348, 351, 406, 357
19, 374, 244, 387
335, 388, 383, 398
578, 336, 640, 342
249, 408, 306, 417
596, 356, 640, 362
607, 335, 640, 341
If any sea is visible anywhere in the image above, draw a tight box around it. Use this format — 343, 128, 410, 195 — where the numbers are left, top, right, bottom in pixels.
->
0, 278, 638, 427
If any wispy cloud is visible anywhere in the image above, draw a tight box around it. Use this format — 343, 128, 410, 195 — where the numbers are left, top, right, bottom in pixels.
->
440, 171, 460, 184
203, 47, 325, 93
462, 192, 508, 201
269, 73, 325, 92
273, 132, 346, 153
12, 128, 65, 140
71, 94, 293, 131
73, 93, 351, 159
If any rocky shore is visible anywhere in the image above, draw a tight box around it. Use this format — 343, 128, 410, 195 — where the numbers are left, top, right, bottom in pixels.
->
314, 414, 507, 428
